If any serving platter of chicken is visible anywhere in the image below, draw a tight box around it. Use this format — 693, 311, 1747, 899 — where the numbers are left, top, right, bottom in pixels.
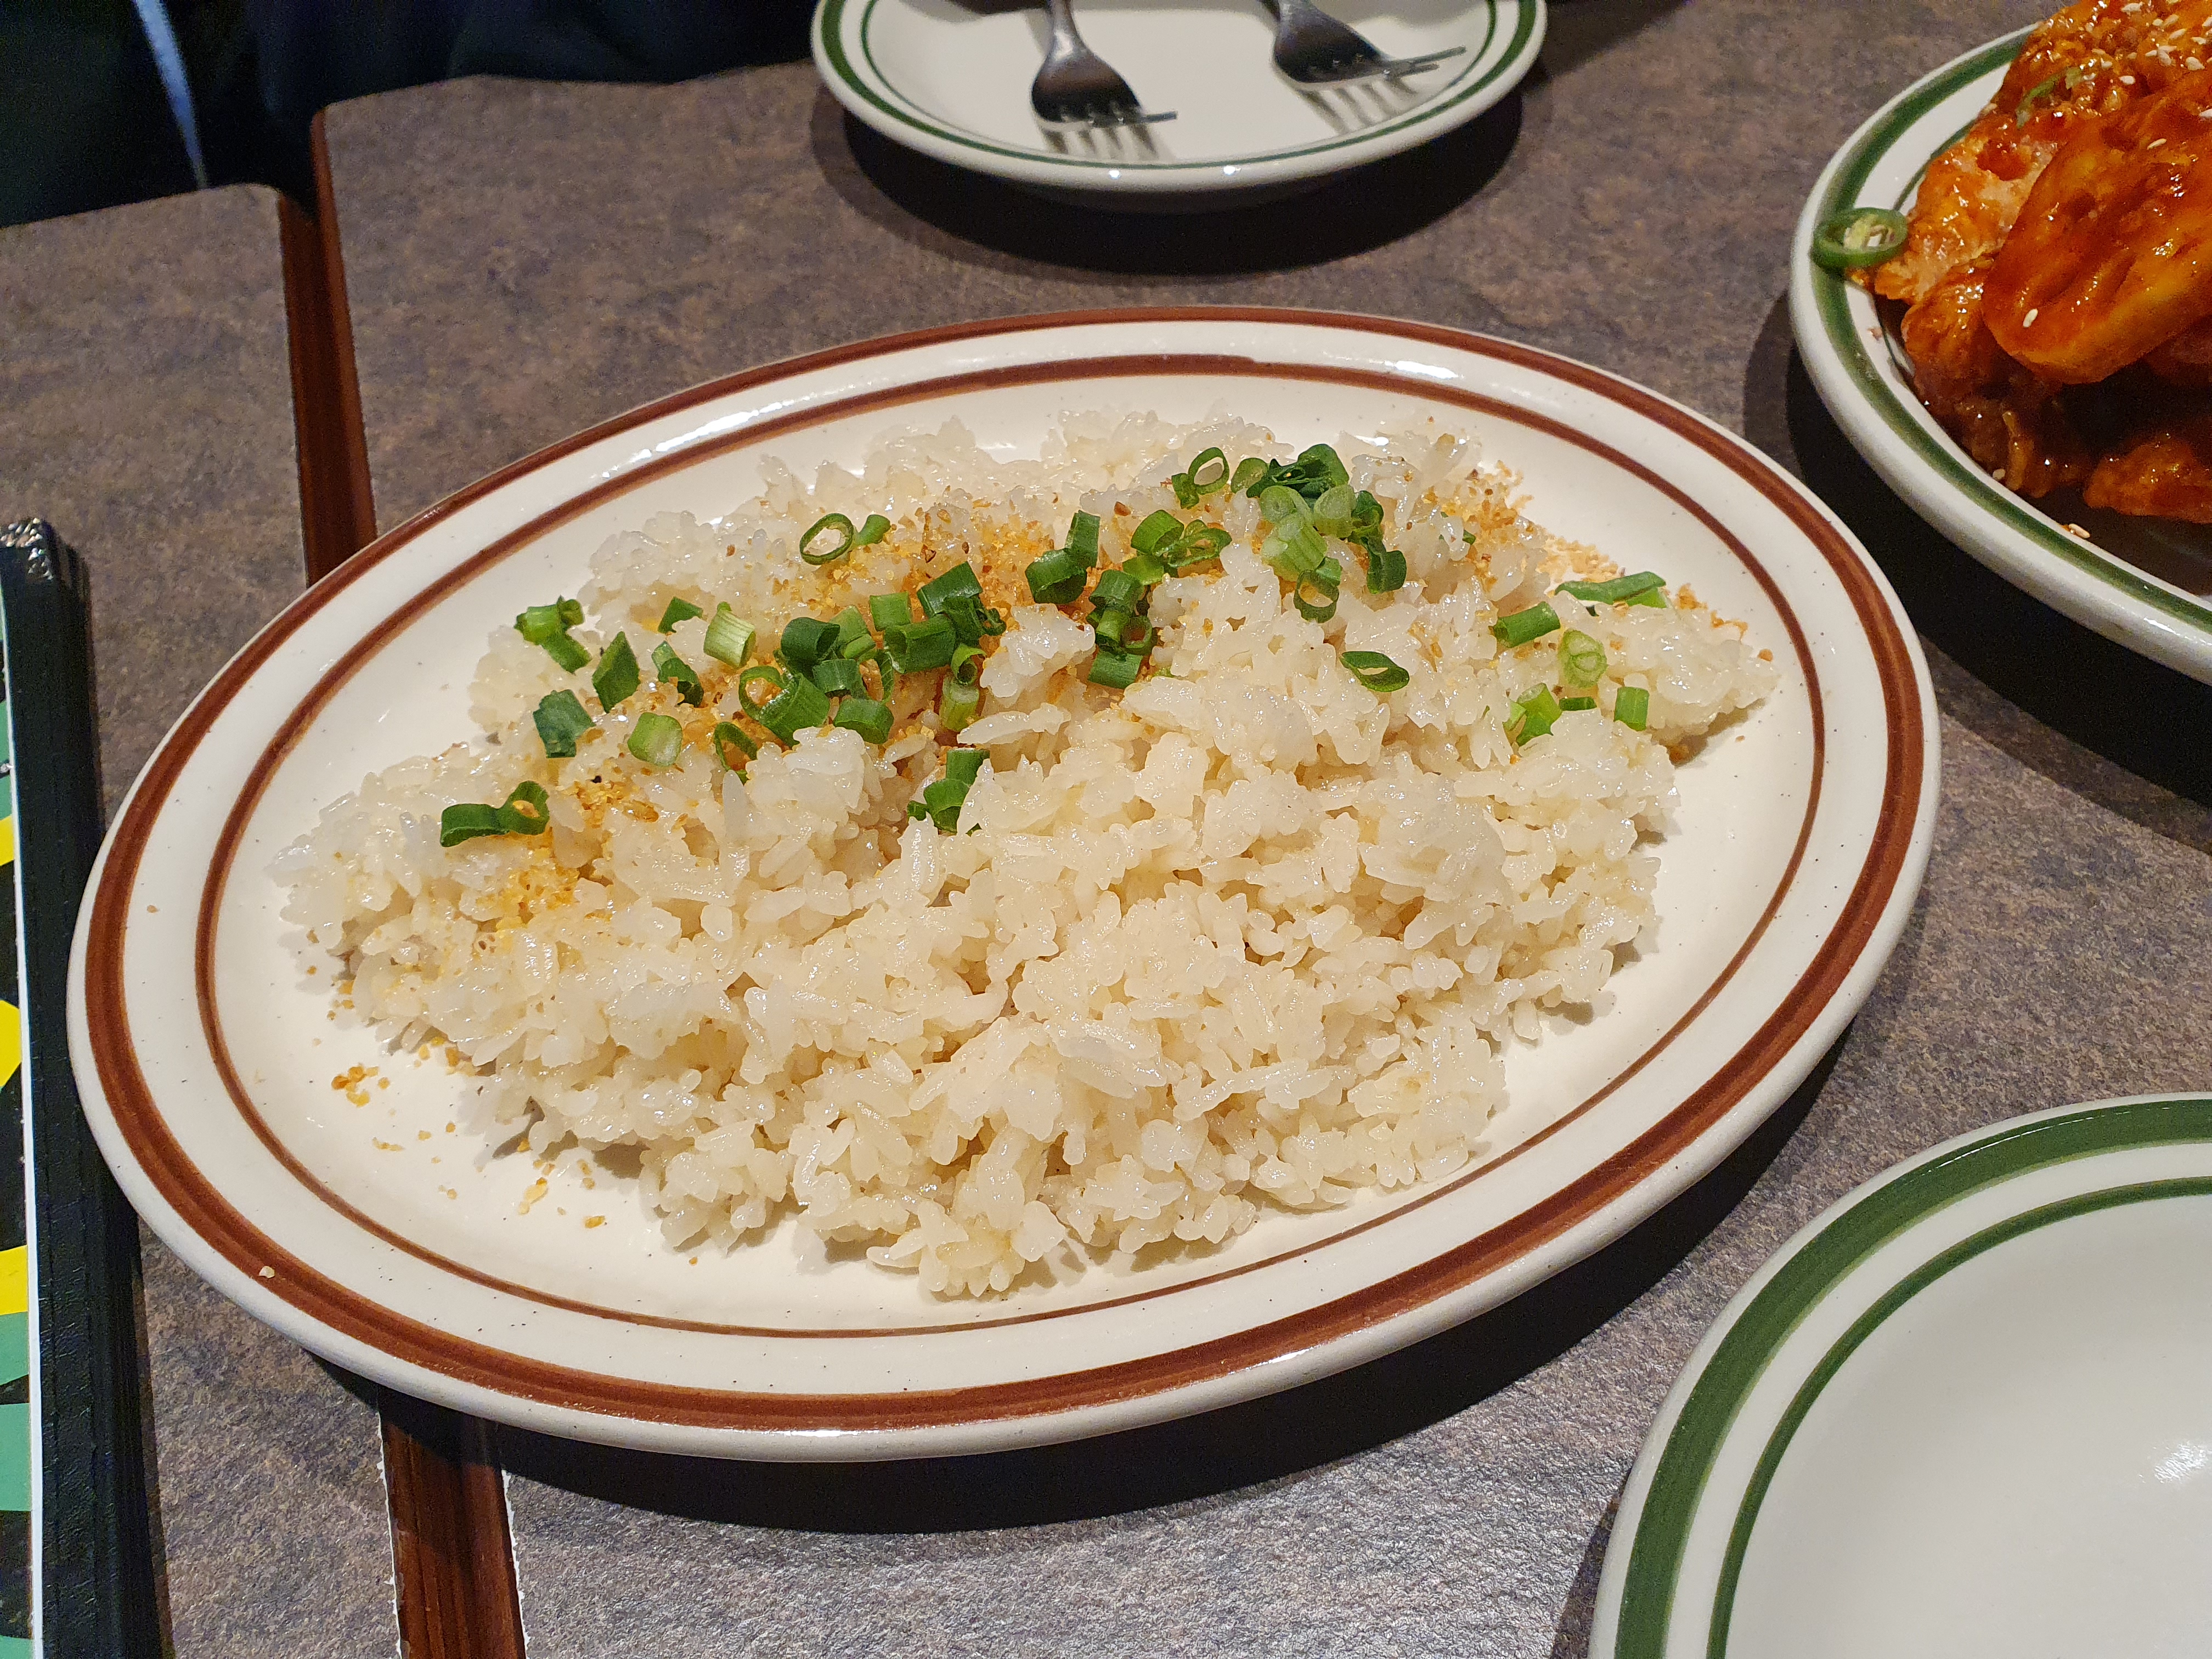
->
1791, 0, 2212, 684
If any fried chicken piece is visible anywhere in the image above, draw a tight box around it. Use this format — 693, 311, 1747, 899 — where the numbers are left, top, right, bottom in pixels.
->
2084, 413, 2212, 517
2144, 313, 2212, 384
1876, 0, 2212, 305
1900, 261, 2096, 495
1987, 68, 2212, 381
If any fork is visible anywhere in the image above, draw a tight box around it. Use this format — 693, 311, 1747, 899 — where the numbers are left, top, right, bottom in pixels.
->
1263, 0, 1465, 86
1030, 0, 1175, 129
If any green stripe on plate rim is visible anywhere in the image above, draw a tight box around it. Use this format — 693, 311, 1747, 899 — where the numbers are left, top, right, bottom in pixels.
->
819, 0, 1531, 174
1613, 1094, 2212, 1659
1808, 30, 2212, 637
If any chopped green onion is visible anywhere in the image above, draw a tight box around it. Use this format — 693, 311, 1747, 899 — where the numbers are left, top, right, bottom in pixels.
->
1068, 511, 1101, 566
882, 614, 957, 673
1812, 207, 1909, 272
516, 598, 589, 672
740, 665, 833, 744
438, 802, 504, 846
539, 633, 588, 672
532, 690, 596, 758
737, 663, 786, 712
1312, 484, 1357, 537
1294, 575, 1339, 623
907, 748, 989, 832
799, 512, 856, 566
778, 616, 840, 673
1090, 568, 1144, 613
938, 594, 1001, 647
1130, 510, 1183, 555
1171, 472, 1200, 509
1121, 552, 1170, 586
853, 512, 892, 546
1492, 602, 1562, 648
939, 676, 980, 731
1026, 548, 1091, 604
1259, 484, 1306, 525
1164, 524, 1230, 569
833, 607, 876, 658
2013, 71, 2069, 127
761, 675, 830, 740
949, 643, 984, 688
1265, 521, 1328, 579
1087, 647, 1142, 689
1341, 651, 1410, 693
438, 781, 554, 848
833, 696, 894, 744
868, 592, 915, 630
1294, 443, 1348, 494
655, 596, 703, 632
1231, 456, 1271, 495
1559, 629, 1607, 687
1614, 686, 1651, 730
494, 783, 549, 834
1558, 696, 1598, 712
1508, 685, 1562, 743
702, 603, 756, 668
1556, 571, 1665, 605
628, 712, 684, 768
710, 721, 757, 770
811, 657, 868, 699
917, 562, 984, 617
1094, 609, 1150, 651
652, 641, 706, 706
1188, 448, 1228, 493
516, 597, 584, 642
1350, 490, 1384, 532
592, 633, 640, 710
1363, 542, 1408, 593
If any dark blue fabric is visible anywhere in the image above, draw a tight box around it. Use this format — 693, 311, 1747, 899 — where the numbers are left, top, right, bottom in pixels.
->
1, 0, 810, 227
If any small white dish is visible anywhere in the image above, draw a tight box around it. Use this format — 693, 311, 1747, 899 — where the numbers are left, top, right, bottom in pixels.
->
1592, 1094, 2212, 1659
67, 309, 1933, 1460
1791, 28, 2212, 685
812, 0, 1544, 207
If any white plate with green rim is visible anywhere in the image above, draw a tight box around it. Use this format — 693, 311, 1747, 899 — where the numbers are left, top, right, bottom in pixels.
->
811, 0, 1544, 207
1592, 1094, 2212, 1659
1790, 29, 2212, 686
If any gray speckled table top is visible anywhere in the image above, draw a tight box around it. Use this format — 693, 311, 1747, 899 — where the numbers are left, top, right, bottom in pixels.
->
191, 1, 2212, 1653
0, 187, 399, 1658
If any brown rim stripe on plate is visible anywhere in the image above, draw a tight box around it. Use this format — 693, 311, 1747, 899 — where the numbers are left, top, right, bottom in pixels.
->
83, 309, 1924, 1431
189, 357, 1828, 1340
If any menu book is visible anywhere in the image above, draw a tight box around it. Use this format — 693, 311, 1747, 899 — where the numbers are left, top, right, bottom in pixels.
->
0, 522, 160, 1657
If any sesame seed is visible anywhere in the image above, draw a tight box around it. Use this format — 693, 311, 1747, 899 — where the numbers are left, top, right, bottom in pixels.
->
2024, 307, 2041, 325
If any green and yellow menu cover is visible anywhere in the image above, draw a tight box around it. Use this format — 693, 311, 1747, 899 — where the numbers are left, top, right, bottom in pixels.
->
0, 701, 32, 1655
0, 521, 160, 1658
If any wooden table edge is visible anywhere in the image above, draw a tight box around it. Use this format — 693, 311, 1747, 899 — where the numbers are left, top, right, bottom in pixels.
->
279, 111, 527, 1659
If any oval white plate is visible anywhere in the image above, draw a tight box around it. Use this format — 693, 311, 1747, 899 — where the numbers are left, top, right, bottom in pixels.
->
1591, 1094, 2212, 1659
1791, 29, 2212, 686
68, 309, 1934, 1460
811, 0, 1543, 204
